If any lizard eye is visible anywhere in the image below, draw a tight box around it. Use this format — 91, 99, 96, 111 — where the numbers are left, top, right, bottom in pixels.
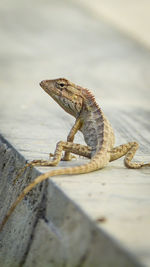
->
59, 83, 65, 88
56, 82, 65, 90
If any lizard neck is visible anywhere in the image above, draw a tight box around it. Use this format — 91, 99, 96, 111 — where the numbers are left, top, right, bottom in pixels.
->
79, 89, 105, 156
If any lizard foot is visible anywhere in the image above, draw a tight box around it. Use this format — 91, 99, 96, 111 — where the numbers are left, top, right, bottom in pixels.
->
62, 154, 77, 161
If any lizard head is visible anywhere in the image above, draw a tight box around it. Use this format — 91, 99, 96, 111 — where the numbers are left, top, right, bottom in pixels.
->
40, 78, 84, 117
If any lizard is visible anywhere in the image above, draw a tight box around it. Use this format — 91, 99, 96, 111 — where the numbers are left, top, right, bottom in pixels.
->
0, 78, 150, 231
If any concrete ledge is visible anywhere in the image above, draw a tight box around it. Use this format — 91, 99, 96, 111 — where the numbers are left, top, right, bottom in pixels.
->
0, 136, 141, 267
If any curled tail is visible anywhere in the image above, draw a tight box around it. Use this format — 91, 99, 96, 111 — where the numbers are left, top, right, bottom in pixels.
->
0, 161, 100, 232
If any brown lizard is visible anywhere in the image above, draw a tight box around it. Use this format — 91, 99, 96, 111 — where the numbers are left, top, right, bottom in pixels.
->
0, 78, 150, 231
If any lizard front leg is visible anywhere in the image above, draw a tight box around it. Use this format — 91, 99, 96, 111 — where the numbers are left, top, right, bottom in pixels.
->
63, 118, 83, 161
110, 142, 150, 168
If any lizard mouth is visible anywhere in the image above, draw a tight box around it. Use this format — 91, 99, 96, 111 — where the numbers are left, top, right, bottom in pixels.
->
40, 80, 52, 94
40, 80, 60, 99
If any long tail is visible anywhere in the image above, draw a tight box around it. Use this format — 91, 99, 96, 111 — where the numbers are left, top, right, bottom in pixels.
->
0, 162, 98, 232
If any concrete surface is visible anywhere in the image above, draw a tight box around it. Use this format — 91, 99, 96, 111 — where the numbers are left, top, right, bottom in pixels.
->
0, 0, 150, 266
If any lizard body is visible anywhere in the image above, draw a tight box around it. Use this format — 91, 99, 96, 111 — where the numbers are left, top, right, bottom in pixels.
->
0, 78, 150, 231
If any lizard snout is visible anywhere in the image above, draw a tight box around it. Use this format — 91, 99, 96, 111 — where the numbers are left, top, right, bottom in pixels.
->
39, 80, 45, 87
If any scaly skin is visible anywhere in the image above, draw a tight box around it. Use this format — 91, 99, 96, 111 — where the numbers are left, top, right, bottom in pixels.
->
0, 78, 150, 231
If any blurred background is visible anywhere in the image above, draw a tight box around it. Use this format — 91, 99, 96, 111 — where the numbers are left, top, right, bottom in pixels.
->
0, 0, 150, 155
0, 0, 150, 109
77, 0, 150, 48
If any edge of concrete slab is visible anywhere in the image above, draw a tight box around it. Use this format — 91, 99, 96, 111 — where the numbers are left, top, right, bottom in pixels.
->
0, 134, 143, 267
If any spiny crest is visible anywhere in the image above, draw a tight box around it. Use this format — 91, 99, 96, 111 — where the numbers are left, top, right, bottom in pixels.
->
81, 87, 100, 109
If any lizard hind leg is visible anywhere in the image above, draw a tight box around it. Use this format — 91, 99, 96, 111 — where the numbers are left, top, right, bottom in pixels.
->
49, 152, 76, 161
14, 141, 92, 184
14, 141, 65, 184
110, 142, 150, 169
13, 162, 34, 185
13, 156, 59, 185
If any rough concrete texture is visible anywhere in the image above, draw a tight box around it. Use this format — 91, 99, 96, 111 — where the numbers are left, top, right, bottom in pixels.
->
0, 136, 46, 266
0, 0, 150, 266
